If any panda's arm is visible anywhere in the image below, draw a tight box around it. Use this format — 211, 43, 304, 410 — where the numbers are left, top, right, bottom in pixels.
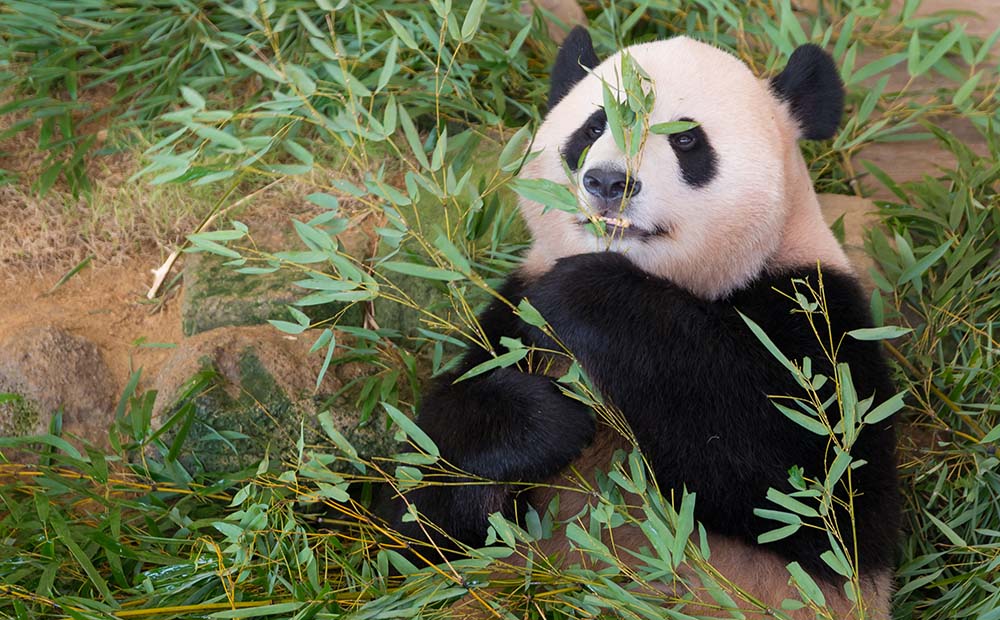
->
388, 272, 595, 555
522, 252, 898, 562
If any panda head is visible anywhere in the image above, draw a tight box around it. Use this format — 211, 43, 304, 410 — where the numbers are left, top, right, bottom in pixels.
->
519, 28, 851, 299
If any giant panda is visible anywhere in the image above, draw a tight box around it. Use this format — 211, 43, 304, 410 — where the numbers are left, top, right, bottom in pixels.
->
386, 28, 900, 618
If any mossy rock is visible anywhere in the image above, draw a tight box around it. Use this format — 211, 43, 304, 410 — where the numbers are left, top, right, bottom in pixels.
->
152, 326, 397, 474
181, 251, 364, 336
0, 393, 41, 438
181, 134, 525, 339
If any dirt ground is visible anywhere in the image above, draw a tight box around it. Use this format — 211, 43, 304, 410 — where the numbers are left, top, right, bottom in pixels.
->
857, 0, 998, 192
894, 0, 999, 38
0, 262, 182, 394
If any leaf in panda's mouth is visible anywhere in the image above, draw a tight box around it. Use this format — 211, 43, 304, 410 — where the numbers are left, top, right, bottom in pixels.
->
596, 215, 632, 229
580, 215, 670, 240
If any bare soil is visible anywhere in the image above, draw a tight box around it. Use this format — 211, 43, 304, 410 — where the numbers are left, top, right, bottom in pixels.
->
0, 262, 183, 395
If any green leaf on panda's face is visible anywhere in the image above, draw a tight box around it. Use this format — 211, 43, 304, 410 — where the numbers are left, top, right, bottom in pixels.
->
602, 82, 627, 153
650, 120, 700, 135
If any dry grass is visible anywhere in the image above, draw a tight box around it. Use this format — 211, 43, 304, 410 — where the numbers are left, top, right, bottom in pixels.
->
0, 87, 219, 275
0, 84, 388, 278
0, 167, 220, 277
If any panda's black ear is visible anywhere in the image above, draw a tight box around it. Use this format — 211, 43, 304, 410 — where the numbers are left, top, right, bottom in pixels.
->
548, 27, 600, 110
770, 44, 845, 140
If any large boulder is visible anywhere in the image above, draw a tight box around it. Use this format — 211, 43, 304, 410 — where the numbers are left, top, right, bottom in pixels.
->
151, 325, 396, 473
0, 326, 117, 457
180, 251, 304, 336
180, 216, 370, 336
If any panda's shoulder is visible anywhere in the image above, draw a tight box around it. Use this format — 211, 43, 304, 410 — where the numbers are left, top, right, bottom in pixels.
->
723, 265, 872, 338
731, 265, 869, 320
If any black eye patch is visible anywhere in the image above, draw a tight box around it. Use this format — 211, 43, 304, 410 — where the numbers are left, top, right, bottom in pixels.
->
668, 118, 718, 188
561, 108, 607, 172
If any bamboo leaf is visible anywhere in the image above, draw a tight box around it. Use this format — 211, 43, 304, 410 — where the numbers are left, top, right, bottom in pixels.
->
649, 120, 700, 135
863, 390, 908, 425
210, 603, 304, 618
846, 53, 905, 86
49, 512, 115, 605
786, 561, 826, 606
233, 51, 284, 83
848, 326, 913, 341
907, 30, 921, 76
377, 37, 399, 93
498, 124, 533, 172
383, 402, 439, 456
381, 261, 463, 281
915, 26, 965, 75
454, 348, 528, 382
460, 0, 487, 42
897, 240, 952, 287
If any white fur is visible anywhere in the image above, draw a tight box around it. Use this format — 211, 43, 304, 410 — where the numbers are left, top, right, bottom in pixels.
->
519, 36, 850, 299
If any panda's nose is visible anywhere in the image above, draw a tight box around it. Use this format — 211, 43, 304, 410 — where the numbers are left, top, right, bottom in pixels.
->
583, 168, 642, 201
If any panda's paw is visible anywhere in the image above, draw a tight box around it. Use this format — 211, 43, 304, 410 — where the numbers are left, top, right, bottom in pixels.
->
490, 368, 596, 475
533, 380, 597, 455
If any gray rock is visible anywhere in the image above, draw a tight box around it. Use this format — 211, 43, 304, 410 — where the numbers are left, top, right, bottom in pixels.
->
180, 219, 370, 336
0, 326, 116, 458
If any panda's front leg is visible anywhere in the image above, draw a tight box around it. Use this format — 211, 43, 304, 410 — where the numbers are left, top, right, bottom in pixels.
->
519, 250, 721, 462
386, 280, 595, 561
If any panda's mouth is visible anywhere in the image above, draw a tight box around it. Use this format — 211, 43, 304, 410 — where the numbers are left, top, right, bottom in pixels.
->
580, 215, 668, 240
596, 215, 632, 229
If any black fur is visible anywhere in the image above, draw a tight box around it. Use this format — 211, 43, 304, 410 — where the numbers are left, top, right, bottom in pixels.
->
383, 274, 595, 559
397, 253, 900, 579
561, 107, 607, 171
548, 26, 601, 110
770, 44, 845, 140
670, 119, 719, 187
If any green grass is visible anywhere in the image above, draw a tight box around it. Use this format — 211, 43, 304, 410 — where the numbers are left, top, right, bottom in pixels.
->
1, 0, 1000, 618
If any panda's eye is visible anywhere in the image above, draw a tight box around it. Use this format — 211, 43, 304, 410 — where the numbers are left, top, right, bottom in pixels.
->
586, 123, 604, 139
670, 132, 697, 151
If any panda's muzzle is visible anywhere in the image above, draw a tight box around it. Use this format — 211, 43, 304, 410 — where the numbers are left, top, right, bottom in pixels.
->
576, 168, 668, 240
579, 167, 652, 238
